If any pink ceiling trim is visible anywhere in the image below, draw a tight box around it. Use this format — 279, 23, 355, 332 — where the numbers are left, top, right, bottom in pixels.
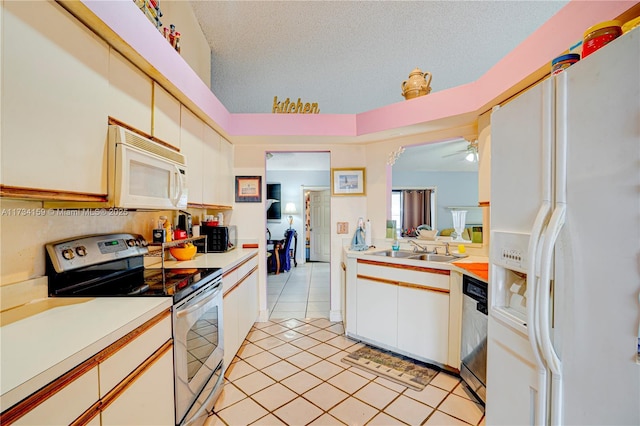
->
81, 0, 231, 129
82, 0, 632, 138
228, 113, 356, 136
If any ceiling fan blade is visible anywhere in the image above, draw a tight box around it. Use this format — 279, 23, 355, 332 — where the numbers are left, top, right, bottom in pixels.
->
442, 149, 467, 158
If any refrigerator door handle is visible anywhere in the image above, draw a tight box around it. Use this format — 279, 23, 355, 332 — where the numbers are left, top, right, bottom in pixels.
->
538, 205, 564, 374
537, 203, 565, 426
527, 201, 552, 426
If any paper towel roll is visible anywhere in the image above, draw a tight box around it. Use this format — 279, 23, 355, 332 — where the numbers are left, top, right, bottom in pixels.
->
365, 219, 372, 246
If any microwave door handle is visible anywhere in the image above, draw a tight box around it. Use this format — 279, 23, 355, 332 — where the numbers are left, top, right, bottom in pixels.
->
172, 165, 185, 207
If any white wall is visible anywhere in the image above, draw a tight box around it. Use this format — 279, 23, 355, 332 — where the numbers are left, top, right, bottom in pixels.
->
160, 1, 211, 88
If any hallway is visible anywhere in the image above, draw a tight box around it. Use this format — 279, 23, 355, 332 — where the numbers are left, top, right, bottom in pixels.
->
267, 262, 330, 319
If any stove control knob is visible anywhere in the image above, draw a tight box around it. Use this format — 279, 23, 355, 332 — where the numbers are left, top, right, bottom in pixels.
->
75, 246, 87, 257
127, 239, 136, 247
138, 237, 148, 247
62, 249, 75, 260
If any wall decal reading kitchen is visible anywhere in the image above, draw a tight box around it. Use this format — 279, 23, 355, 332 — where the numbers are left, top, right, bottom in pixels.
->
272, 97, 320, 114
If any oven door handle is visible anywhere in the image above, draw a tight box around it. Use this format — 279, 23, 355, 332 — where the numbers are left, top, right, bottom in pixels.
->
176, 287, 221, 318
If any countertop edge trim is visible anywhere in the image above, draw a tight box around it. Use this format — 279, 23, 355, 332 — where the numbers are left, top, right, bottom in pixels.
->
357, 258, 451, 276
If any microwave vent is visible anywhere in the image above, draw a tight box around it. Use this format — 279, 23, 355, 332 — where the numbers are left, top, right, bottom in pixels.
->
120, 127, 186, 165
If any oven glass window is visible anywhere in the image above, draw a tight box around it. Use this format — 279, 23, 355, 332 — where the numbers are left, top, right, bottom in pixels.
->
187, 304, 219, 380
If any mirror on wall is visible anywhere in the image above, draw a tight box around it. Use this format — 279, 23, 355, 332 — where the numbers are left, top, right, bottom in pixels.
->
391, 138, 481, 241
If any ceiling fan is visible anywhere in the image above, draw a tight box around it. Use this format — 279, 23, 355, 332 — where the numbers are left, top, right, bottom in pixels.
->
443, 139, 478, 162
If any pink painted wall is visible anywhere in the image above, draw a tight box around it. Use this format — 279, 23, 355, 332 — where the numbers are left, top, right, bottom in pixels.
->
83, 0, 634, 138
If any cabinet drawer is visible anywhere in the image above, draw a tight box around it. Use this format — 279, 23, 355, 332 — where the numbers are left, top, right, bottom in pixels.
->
237, 255, 258, 278
9, 366, 98, 426
99, 348, 174, 425
223, 254, 258, 296
357, 260, 450, 291
99, 315, 172, 396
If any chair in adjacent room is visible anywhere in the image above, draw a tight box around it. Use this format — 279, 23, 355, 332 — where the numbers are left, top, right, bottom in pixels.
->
268, 229, 295, 274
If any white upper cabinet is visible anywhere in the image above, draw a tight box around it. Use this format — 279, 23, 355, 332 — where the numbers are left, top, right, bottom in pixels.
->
218, 137, 234, 206
108, 50, 152, 134
202, 125, 221, 205
477, 110, 491, 204
180, 106, 204, 205
1, 1, 109, 194
152, 82, 181, 148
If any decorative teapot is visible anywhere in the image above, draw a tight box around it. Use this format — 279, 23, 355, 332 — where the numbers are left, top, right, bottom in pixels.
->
401, 67, 432, 100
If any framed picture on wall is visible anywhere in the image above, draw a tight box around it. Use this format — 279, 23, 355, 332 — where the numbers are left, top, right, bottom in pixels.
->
235, 176, 262, 202
266, 183, 281, 220
331, 167, 366, 196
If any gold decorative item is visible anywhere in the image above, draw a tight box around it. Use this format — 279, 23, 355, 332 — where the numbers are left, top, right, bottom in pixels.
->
401, 67, 432, 100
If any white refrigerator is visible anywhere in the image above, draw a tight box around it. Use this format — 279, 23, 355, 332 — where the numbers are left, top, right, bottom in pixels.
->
486, 28, 640, 425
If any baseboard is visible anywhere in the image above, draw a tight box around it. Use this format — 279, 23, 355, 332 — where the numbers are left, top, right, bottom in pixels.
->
329, 310, 343, 322
257, 309, 270, 323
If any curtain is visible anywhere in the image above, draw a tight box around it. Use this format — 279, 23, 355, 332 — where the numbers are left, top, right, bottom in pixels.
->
401, 189, 432, 230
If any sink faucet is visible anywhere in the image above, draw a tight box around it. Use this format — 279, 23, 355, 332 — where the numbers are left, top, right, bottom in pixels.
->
433, 242, 451, 256
409, 240, 431, 253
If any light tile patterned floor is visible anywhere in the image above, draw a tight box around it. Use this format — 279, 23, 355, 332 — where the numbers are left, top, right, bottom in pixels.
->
205, 317, 485, 426
267, 262, 330, 319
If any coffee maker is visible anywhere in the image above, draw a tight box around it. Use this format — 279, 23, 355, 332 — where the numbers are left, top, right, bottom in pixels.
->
176, 211, 193, 236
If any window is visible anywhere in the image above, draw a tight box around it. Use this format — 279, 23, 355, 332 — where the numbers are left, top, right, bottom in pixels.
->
391, 191, 402, 232
393, 188, 436, 233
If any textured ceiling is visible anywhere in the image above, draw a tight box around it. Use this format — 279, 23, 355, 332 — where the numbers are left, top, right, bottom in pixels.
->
190, 0, 568, 114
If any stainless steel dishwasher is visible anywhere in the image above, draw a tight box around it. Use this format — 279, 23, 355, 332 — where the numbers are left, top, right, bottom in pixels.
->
460, 274, 488, 404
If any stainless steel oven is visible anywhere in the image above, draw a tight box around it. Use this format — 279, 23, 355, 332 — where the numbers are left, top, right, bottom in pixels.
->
45, 233, 225, 426
174, 275, 224, 426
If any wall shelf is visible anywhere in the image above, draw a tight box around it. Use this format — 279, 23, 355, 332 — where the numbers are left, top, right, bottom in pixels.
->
146, 235, 207, 268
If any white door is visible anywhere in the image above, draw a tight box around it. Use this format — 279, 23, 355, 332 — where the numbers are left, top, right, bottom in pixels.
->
309, 190, 330, 262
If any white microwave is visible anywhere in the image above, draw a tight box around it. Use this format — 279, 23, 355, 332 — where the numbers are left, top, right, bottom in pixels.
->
109, 125, 188, 210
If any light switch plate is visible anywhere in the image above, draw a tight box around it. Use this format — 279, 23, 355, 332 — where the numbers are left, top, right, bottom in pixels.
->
337, 222, 349, 234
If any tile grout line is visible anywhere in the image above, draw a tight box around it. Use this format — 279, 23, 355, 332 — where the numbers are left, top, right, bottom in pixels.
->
219, 318, 481, 426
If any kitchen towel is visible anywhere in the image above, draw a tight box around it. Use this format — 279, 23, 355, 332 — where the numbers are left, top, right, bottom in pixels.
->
350, 224, 369, 251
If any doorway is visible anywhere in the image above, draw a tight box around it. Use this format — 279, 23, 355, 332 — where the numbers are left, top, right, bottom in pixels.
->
265, 152, 331, 319
305, 188, 330, 262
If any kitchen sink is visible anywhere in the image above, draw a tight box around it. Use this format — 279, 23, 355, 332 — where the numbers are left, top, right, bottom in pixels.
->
371, 250, 462, 263
371, 250, 416, 258
410, 253, 458, 262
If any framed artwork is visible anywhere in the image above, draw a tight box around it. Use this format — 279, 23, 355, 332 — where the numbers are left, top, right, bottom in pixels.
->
331, 167, 366, 196
235, 176, 262, 202
266, 183, 281, 220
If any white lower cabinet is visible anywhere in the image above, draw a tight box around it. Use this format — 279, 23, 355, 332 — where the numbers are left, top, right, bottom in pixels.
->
98, 315, 174, 425
100, 348, 174, 426
350, 258, 454, 367
1, 310, 174, 426
356, 277, 398, 348
223, 254, 259, 368
12, 366, 99, 426
397, 283, 449, 365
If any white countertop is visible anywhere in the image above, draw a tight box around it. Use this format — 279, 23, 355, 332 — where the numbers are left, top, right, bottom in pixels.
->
345, 246, 489, 282
0, 297, 172, 410
1, 248, 259, 411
